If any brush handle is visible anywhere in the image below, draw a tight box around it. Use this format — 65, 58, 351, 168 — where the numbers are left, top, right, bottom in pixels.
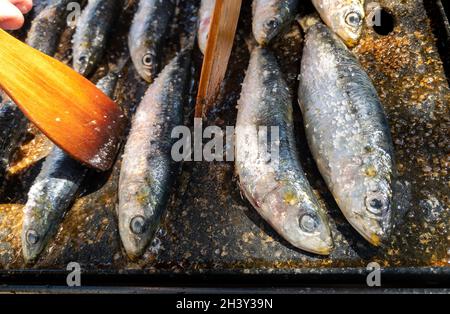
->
195, 0, 242, 118
0, 29, 125, 170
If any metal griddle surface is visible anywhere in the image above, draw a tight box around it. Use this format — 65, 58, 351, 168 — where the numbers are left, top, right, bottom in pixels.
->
0, 0, 448, 277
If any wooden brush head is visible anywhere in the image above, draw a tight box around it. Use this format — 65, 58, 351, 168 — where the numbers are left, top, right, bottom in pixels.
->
0, 29, 126, 171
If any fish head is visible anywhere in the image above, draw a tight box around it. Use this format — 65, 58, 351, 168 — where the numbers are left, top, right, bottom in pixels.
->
118, 197, 157, 259
132, 48, 157, 83
73, 45, 97, 77
334, 157, 393, 245
329, 0, 365, 47
261, 182, 333, 255
252, 2, 290, 45
255, 17, 283, 45
21, 205, 52, 263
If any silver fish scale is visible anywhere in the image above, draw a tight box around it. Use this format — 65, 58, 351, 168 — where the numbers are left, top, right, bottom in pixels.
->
73, 0, 120, 76
299, 23, 394, 244
236, 47, 333, 255
118, 49, 191, 258
26, 0, 77, 56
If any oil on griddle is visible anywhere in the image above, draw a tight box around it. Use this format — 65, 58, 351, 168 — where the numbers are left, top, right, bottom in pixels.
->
0, 0, 449, 272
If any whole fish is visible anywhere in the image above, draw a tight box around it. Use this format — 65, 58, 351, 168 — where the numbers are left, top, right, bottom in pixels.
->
197, 0, 215, 54
298, 22, 394, 245
21, 147, 87, 262
128, 0, 175, 82
119, 49, 191, 258
27, 0, 76, 55
311, 0, 365, 47
21, 70, 121, 262
252, 0, 298, 45
73, 0, 121, 76
235, 47, 333, 255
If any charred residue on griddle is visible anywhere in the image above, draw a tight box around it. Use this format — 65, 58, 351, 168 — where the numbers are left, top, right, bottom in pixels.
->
354, 0, 449, 266
0, 204, 23, 268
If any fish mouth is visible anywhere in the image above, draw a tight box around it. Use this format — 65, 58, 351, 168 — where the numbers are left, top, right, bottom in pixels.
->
281, 216, 334, 255
358, 229, 382, 246
22, 241, 44, 263
123, 244, 146, 260
341, 30, 362, 47
135, 66, 153, 83
343, 37, 359, 47
23, 247, 41, 264
283, 230, 333, 255
119, 231, 149, 259
346, 213, 386, 246
299, 237, 333, 256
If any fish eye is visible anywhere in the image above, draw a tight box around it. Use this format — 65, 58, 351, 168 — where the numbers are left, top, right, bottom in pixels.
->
26, 229, 40, 245
78, 55, 88, 63
299, 214, 319, 233
365, 194, 387, 216
345, 11, 362, 28
142, 53, 153, 67
264, 18, 279, 30
130, 215, 147, 235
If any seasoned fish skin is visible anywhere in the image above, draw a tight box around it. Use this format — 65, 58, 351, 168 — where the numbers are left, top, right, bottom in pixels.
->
128, 0, 175, 82
118, 49, 191, 258
32, 0, 50, 15
0, 96, 28, 194
73, 0, 121, 76
252, 0, 298, 45
235, 47, 333, 255
7, 0, 50, 38
26, 0, 75, 55
311, 0, 365, 47
21, 72, 120, 263
298, 23, 394, 245
197, 0, 215, 54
